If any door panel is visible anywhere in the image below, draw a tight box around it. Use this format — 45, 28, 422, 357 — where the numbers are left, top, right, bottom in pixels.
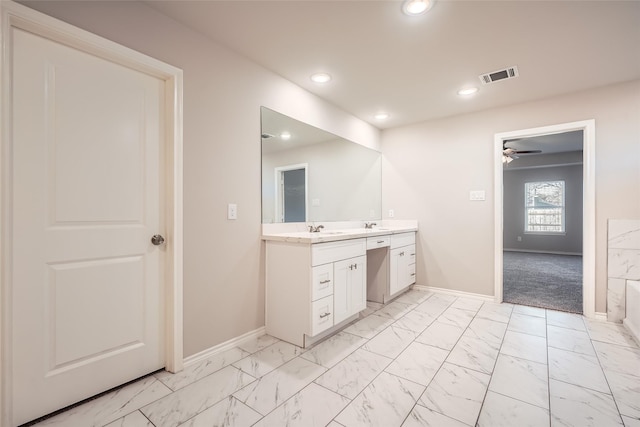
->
12, 27, 165, 425
49, 256, 145, 368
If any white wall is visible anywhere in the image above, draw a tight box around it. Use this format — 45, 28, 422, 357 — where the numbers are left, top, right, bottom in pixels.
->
503, 164, 583, 254
381, 80, 640, 312
21, 0, 380, 357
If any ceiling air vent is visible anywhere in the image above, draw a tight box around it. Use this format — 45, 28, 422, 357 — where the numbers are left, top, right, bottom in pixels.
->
479, 66, 519, 85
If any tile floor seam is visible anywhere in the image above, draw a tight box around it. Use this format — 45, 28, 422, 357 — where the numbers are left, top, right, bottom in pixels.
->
489, 389, 551, 412
475, 305, 518, 426
590, 334, 629, 424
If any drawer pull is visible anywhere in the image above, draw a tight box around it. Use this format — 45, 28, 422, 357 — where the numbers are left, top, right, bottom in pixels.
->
411, 273, 416, 276
319, 279, 331, 284
319, 312, 331, 318
377, 240, 385, 244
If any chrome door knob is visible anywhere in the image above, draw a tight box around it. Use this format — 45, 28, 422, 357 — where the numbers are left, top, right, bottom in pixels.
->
151, 234, 165, 246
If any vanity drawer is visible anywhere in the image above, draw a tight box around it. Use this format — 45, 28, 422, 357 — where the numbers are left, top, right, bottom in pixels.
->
367, 236, 390, 250
312, 238, 366, 266
312, 264, 334, 301
407, 244, 416, 263
409, 262, 416, 284
310, 295, 334, 336
391, 232, 416, 249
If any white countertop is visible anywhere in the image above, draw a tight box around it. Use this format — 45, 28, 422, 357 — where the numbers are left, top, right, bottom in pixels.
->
262, 224, 418, 244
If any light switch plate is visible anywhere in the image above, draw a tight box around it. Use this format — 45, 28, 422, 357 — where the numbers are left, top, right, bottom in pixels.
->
228, 203, 237, 220
312, 198, 320, 207
469, 190, 486, 201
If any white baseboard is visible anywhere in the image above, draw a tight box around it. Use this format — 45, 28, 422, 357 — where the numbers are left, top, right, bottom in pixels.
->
594, 312, 607, 321
183, 326, 266, 367
413, 285, 495, 302
504, 249, 582, 256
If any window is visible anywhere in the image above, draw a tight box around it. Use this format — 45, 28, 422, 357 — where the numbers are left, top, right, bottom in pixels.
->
525, 180, 565, 233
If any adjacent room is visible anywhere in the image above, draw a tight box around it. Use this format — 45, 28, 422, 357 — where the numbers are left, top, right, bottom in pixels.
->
502, 131, 584, 313
1, 1, 639, 426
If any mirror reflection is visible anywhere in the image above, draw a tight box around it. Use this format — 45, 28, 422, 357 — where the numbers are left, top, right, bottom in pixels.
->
261, 107, 381, 223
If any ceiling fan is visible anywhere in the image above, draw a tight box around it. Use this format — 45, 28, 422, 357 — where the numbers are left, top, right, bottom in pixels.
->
502, 140, 542, 163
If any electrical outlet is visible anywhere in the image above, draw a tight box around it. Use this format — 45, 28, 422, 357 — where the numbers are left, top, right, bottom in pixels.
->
227, 203, 237, 220
517, 236, 522, 242
388, 209, 395, 218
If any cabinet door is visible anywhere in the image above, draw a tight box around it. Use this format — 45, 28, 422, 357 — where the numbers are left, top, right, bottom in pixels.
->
333, 259, 351, 324
389, 247, 400, 296
333, 255, 367, 324
390, 246, 411, 296
350, 256, 367, 314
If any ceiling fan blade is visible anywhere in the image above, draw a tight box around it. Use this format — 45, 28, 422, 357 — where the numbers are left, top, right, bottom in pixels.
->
514, 150, 542, 154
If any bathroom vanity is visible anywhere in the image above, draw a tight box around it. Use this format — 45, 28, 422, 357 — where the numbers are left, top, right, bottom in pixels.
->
262, 223, 417, 347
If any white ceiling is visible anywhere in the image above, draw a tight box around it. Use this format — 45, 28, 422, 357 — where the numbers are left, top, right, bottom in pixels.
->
147, 0, 640, 129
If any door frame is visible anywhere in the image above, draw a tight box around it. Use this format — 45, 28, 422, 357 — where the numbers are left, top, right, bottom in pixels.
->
274, 163, 308, 222
0, 2, 184, 424
494, 120, 596, 318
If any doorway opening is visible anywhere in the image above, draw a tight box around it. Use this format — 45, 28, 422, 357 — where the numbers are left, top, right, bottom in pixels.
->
502, 132, 583, 312
494, 120, 596, 317
275, 163, 308, 222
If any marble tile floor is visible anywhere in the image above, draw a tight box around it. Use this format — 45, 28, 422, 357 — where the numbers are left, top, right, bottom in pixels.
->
31, 289, 640, 427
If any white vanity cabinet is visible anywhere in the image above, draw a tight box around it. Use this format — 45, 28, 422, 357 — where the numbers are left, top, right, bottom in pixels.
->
389, 232, 416, 297
266, 238, 366, 347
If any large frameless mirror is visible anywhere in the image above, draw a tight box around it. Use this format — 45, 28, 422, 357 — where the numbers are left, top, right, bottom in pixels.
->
261, 107, 381, 223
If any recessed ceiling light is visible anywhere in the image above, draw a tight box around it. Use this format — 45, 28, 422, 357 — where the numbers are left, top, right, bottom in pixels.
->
374, 112, 390, 120
310, 73, 331, 83
280, 132, 291, 140
457, 87, 479, 96
402, 0, 434, 16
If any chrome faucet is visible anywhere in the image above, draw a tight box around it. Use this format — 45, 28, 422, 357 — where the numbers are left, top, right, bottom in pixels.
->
364, 222, 377, 229
308, 224, 324, 233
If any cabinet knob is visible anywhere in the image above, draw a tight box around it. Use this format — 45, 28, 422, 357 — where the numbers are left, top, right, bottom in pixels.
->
400, 251, 405, 256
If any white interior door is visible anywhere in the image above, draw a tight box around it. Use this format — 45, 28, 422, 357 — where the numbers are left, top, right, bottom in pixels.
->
11, 26, 166, 425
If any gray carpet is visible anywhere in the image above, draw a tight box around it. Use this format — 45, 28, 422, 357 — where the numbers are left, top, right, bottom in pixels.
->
503, 251, 583, 314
